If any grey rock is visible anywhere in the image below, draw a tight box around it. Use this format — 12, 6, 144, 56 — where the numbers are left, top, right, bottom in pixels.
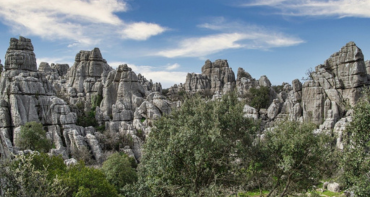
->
267, 99, 280, 120
64, 158, 78, 166
5, 37, 37, 72
243, 104, 258, 120
327, 182, 340, 192
86, 134, 103, 163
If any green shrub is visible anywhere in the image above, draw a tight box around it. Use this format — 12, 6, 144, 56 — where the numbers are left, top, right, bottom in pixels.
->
71, 146, 93, 165
133, 92, 258, 196
272, 85, 284, 93
77, 110, 98, 128
102, 153, 138, 193
162, 88, 169, 96
260, 120, 333, 196
60, 162, 118, 197
30, 153, 67, 180
246, 86, 270, 110
0, 154, 67, 196
16, 121, 51, 152
340, 88, 370, 196
91, 94, 103, 110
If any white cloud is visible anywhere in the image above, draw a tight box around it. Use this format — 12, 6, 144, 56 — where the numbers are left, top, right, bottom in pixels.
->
121, 22, 166, 40
156, 33, 248, 58
156, 19, 304, 58
109, 62, 186, 88
0, 0, 166, 47
166, 63, 180, 70
242, 0, 370, 18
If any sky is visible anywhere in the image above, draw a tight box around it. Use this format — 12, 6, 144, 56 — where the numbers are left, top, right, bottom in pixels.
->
1, 0, 370, 88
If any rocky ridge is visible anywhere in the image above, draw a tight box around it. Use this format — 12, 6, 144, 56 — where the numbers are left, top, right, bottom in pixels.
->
0, 37, 169, 162
0, 36, 367, 163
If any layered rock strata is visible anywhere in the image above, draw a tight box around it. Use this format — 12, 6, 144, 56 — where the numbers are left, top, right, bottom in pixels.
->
0, 37, 170, 163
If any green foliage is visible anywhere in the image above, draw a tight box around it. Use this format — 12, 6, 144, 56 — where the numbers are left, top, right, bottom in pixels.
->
30, 153, 67, 180
0, 153, 118, 197
102, 153, 138, 193
162, 88, 169, 96
91, 94, 103, 110
247, 86, 270, 110
272, 85, 284, 94
137, 129, 144, 138
75, 101, 85, 111
133, 92, 258, 196
60, 162, 118, 197
340, 88, 370, 196
71, 145, 93, 165
16, 121, 52, 153
95, 124, 105, 132
77, 110, 99, 128
0, 154, 67, 196
260, 121, 332, 196
76, 96, 103, 129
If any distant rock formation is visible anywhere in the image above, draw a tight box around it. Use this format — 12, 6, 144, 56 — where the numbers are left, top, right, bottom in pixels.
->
0, 37, 170, 163
0, 36, 368, 162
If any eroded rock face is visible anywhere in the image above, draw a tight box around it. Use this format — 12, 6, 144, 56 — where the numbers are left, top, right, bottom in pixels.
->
202, 59, 236, 93
1, 36, 369, 164
66, 48, 112, 107
171, 59, 236, 95
5, 37, 36, 72
312, 42, 367, 89
0, 37, 104, 162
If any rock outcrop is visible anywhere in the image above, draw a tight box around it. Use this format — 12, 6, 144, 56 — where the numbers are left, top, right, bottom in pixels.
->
170, 59, 236, 96
0, 36, 170, 163
0, 36, 368, 164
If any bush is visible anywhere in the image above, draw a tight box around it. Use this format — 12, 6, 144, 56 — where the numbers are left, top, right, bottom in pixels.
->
30, 153, 67, 180
340, 88, 370, 196
161, 88, 169, 96
0, 153, 118, 197
102, 153, 138, 193
246, 86, 270, 110
60, 162, 118, 197
16, 121, 51, 153
133, 92, 258, 196
272, 85, 284, 94
0, 154, 67, 196
77, 110, 98, 128
71, 146, 93, 165
91, 94, 103, 110
259, 121, 333, 196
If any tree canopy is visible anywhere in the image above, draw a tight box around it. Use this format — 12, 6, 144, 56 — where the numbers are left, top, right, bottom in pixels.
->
16, 121, 51, 153
131, 92, 259, 196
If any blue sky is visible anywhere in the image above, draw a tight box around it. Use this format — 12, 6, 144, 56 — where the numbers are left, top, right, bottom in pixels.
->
1, 0, 370, 88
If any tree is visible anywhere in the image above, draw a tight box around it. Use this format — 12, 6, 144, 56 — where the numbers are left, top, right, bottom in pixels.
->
0, 154, 67, 196
30, 153, 67, 180
102, 153, 138, 193
247, 86, 270, 110
132, 92, 258, 196
340, 88, 370, 196
16, 121, 51, 152
60, 162, 118, 197
259, 121, 332, 197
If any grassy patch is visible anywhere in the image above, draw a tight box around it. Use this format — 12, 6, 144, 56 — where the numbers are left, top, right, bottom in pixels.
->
237, 190, 269, 197
321, 190, 343, 196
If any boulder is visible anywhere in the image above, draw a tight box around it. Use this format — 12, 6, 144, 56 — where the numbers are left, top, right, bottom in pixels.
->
327, 182, 340, 192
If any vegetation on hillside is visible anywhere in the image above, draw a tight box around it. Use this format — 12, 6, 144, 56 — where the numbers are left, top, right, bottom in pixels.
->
2, 90, 370, 196
16, 121, 51, 153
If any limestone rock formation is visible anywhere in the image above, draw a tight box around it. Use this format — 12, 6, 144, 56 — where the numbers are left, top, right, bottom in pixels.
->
170, 59, 236, 96
0, 37, 94, 160
1, 36, 368, 166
